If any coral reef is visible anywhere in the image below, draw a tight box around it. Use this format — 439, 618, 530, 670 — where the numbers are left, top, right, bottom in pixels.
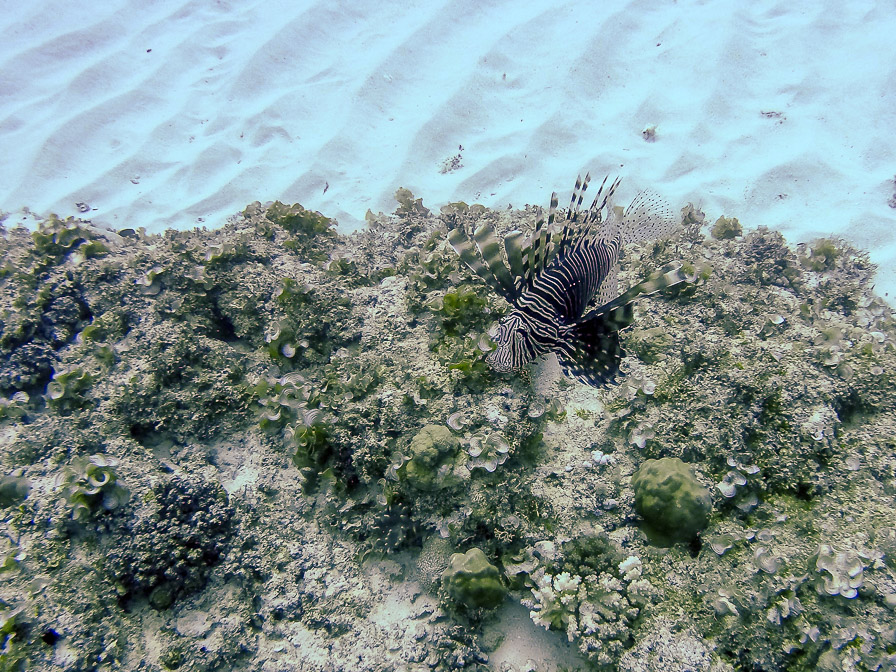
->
0, 194, 894, 671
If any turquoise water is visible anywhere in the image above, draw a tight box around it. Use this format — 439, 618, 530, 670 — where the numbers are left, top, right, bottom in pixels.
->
2, 1, 895, 304
1, 2, 896, 670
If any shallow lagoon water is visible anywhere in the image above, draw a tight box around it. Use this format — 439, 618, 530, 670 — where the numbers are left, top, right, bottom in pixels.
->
1, 0, 896, 299
1, 2, 896, 671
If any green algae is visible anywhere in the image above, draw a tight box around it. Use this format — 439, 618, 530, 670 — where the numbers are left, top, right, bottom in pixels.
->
710, 215, 742, 240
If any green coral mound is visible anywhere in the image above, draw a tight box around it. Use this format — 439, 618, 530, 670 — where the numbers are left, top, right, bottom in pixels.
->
632, 457, 711, 546
442, 547, 506, 610
402, 424, 463, 491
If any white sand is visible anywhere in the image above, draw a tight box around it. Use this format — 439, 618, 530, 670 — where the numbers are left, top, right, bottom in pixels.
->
2, 0, 895, 300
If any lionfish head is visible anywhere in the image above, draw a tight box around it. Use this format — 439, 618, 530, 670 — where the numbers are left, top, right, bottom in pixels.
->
485, 312, 555, 373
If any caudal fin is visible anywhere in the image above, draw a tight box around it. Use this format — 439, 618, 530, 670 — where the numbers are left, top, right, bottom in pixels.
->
621, 190, 680, 245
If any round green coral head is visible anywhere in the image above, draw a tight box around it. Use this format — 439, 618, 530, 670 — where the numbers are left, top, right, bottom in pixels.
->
403, 424, 462, 491
632, 457, 711, 546
442, 548, 506, 610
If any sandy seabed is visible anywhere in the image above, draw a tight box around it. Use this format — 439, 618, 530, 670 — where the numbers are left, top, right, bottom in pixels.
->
2, 0, 896, 299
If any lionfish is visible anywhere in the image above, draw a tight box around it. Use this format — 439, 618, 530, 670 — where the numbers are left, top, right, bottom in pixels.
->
444, 173, 691, 387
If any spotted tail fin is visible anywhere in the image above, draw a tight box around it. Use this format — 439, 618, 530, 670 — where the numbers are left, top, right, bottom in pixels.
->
622, 190, 679, 244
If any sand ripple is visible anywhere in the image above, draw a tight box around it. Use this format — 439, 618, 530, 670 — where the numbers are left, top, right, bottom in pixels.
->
1, 0, 895, 297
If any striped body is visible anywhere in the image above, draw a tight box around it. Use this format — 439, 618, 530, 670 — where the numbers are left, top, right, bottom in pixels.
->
487, 235, 620, 373
445, 173, 690, 386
